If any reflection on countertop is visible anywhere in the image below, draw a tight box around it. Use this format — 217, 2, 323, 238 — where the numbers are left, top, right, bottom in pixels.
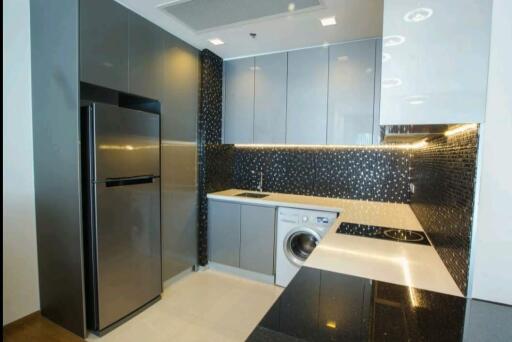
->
247, 266, 512, 342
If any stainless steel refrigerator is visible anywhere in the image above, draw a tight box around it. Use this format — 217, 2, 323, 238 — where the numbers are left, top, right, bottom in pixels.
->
81, 102, 162, 334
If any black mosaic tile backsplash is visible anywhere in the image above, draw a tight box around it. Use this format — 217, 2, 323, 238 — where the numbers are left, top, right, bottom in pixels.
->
231, 146, 412, 203
205, 144, 233, 192
198, 49, 224, 266
410, 127, 479, 295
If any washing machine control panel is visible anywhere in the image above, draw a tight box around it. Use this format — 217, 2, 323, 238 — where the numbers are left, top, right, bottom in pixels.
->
299, 215, 332, 225
316, 216, 331, 225
279, 208, 338, 228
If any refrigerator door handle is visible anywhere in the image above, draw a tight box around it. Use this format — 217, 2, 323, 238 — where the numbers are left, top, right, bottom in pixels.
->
104, 175, 159, 188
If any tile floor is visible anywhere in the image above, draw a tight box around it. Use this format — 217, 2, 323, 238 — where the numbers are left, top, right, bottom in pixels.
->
88, 269, 283, 342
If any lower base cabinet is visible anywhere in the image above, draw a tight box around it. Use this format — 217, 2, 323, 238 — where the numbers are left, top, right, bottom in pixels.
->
208, 200, 276, 275
240, 205, 276, 275
208, 200, 241, 267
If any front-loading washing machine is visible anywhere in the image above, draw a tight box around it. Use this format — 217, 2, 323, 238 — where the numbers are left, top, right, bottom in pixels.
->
275, 207, 338, 287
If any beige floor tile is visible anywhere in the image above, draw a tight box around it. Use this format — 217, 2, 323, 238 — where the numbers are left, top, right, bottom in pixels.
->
87, 269, 282, 342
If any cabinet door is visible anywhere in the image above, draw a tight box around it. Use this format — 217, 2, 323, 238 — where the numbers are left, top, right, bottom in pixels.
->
129, 13, 165, 100
328, 40, 377, 145
80, 0, 129, 92
254, 53, 287, 144
161, 36, 199, 280
380, 0, 491, 124
208, 200, 240, 267
286, 47, 328, 144
224, 58, 255, 144
240, 205, 276, 275
162, 35, 199, 142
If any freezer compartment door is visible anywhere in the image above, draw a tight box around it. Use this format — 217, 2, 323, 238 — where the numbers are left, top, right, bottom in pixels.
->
94, 178, 161, 330
92, 103, 160, 180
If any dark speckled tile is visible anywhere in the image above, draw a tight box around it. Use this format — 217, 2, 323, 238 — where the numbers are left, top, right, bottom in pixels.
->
233, 146, 411, 203
198, 49, 224, 265
410, 127, 479, 295
274, 148, 316, 196
205, 144, 233, 192
233, 147, 317, 196
315, 149, 378, 200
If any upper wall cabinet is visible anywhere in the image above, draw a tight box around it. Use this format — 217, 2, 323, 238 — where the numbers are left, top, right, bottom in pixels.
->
328, 40, 378, 145
380, 0, 492, 125
129, 14, 165, 100
80, 0, 130, 92
224, 58, 255, 144
254, 53, 287, 144
222, 42, 380, 145
162, 35, 199, 142
224, 54, 288, 144
287, 47, 329, 145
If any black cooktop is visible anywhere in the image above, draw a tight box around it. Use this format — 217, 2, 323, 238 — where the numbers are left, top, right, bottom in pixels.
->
247, 267, 512, 342
336, 222, 431, 246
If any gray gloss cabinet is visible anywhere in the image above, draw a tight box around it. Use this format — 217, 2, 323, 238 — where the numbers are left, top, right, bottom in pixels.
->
328, 40, 377, 145
208, 200, 276, 275
208, 201, 241, 267
80, 0, 129, 92
161, 35, 199, 280
286, 47, 329, 144
31, 0, 86, 336
224, 58, 254, 144
240, 205, 276, 275
129, 14, 165, 100
254, 53, 287, 144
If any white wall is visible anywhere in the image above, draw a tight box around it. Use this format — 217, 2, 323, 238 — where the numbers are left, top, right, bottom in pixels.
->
3, 0, 40, 325
470, 0, 512, 305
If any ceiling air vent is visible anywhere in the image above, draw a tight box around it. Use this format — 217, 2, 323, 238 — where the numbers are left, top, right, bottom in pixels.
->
159, 0, 322, 32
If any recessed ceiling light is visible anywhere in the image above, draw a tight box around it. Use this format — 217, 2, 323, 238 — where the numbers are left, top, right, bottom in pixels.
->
405, 95, 428, 105
382, 78, 402, 88
208, 38, 224, 45
404, 8, 434, 23
288, 2, 296, 12
320, 16, 336, 26
383, 35, 406, 47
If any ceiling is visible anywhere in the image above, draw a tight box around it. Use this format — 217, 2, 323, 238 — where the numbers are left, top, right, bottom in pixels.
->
115, 0, 383, 59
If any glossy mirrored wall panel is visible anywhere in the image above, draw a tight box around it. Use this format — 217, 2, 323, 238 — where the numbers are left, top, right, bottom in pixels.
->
380, 0, 492, 125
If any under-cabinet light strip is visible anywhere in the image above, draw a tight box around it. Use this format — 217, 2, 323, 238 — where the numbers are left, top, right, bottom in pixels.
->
234, 140, 428, 150
444, 124, 478, 137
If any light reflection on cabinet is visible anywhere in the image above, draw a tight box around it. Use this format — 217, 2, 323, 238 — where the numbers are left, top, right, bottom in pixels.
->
380, 0, 492, 125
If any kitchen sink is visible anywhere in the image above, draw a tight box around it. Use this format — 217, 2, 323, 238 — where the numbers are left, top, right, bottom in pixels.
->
235, 192, 269, 199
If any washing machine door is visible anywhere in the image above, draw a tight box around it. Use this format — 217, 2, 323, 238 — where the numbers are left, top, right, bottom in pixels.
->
283, 227, 321, 267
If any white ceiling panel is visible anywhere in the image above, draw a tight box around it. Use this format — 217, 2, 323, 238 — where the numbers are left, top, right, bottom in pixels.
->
160, 0, 322, 32
115, 0, 383, 59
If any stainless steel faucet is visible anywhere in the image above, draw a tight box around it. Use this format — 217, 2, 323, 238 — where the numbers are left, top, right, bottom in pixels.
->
257, 171, 263, 192
252, 170, 264, 192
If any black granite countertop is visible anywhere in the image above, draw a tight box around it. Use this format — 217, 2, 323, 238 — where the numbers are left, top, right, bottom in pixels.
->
247, 267, 512, 342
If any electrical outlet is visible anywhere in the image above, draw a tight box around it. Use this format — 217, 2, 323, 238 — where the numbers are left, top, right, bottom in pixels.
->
410, 183, 415, 194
